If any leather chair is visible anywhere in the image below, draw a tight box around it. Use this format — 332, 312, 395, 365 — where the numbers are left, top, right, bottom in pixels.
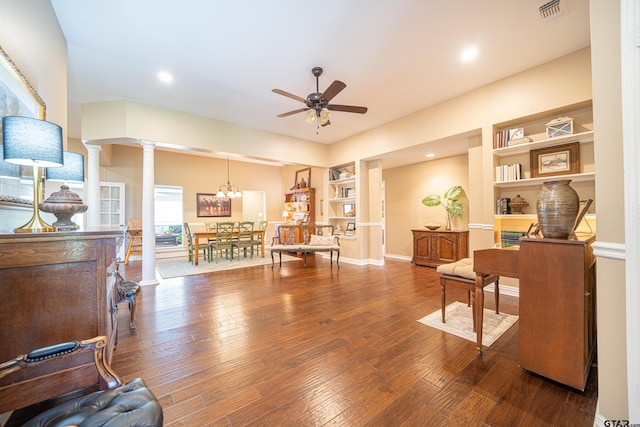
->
115, 257, 140, 331
0, 336, 163, 426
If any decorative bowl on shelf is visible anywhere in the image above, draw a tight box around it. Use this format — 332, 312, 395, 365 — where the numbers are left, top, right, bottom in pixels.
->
424, 223, 441, 230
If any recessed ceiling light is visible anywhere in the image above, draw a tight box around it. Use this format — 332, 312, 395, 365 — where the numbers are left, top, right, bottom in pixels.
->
425, 153, 435, 158
157, 71, 173, 83
461, 47, 478, 62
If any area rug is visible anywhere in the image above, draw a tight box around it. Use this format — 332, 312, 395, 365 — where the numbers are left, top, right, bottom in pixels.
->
417, 301, 519, 347
155, 254, 300, 279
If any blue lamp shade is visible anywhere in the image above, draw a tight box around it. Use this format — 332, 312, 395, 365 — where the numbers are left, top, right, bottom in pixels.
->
1, 116, 64, 167
46, 152, 85, 182
0, 144, 21, 178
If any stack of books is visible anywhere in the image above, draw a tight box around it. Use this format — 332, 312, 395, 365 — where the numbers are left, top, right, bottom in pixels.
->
501, 230, 526, 248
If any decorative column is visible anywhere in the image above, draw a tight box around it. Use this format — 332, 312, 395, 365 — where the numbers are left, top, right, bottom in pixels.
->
84, 143, 102, 228
140, 140, 158, 286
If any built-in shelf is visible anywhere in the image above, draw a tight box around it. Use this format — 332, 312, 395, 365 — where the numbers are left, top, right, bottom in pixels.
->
494, 172, 595, 188
329, 177, 356, 185
493, 131, 594, 157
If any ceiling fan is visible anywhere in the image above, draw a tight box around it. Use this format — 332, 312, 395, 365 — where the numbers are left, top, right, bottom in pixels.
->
272, 67, 367, 128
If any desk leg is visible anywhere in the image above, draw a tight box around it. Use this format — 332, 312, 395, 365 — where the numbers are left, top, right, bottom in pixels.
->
261, 239, 264, 258
194, 238, 200, 266
475, 273, 484, 354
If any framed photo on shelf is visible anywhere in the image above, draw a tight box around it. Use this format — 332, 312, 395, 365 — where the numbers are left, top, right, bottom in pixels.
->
343, 203, 354, 216
344, 222, 356, 236
530, 142, 580, 178
196, 193, 231, 217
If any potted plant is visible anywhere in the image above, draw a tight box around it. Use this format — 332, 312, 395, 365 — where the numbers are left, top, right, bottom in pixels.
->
421, 185, 464, 230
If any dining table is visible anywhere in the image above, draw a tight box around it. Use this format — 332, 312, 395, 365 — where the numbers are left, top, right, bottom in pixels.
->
190, 226, 266, 265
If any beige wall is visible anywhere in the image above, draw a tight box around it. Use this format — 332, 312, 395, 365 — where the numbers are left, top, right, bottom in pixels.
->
0, 0, 67, 139
383, 154, 469, 258
81, 100, 331, 168
97, 145, 286, 226
590, 0, 628, 419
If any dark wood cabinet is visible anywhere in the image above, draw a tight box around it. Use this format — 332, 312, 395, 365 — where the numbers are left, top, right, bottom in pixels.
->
518, 236, 596, 391
0, 229, 121, 413
411, 229, 468, 267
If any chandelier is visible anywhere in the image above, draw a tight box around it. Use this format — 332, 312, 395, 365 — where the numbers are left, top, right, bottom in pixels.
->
216, 156, 242, 198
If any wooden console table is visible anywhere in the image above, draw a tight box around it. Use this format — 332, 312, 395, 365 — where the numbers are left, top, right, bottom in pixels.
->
473, 235, 596, 391
0, 229, 122, 413
411, 229, 468, 267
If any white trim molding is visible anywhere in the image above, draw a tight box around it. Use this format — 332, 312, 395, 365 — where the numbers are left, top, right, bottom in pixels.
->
468, 223, 494, 230
592, 241, 626, 261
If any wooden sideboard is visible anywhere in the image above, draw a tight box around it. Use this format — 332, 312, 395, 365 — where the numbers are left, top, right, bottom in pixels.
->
518, 236, 597, 391
0, 228, 122, 413
411, 229, 468, 267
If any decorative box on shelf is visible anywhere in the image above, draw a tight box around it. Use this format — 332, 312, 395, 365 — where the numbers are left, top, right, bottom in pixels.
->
546, 116, 574, 139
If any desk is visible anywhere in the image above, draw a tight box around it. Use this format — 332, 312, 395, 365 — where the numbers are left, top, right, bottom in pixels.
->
191, 228, 265, 265
472, 247, 519, 353
473, 238, 596, 391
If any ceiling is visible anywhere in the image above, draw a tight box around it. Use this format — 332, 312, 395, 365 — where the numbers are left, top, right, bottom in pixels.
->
50, 0, 591, 169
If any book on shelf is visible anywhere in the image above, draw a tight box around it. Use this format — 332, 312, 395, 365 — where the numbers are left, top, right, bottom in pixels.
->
493, 128, 531, 149
496, 197, 511, 215
495, 163, 522, 182
501, 230, 526, 247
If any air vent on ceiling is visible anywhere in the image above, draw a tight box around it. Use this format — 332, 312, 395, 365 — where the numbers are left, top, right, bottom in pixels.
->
539, 0, 565, 22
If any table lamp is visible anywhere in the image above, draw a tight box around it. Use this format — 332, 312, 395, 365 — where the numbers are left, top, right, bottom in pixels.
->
41, 151, 88, 230
2, 116, 64, 233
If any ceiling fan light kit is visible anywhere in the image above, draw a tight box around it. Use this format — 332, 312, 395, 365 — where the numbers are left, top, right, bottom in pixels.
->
273, 67, 367, 132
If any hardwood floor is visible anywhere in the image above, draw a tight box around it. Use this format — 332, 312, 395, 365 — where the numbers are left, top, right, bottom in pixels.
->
112, 256, 597, 426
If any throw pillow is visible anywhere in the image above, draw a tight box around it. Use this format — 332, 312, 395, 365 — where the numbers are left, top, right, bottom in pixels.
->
309, 234, 336, 246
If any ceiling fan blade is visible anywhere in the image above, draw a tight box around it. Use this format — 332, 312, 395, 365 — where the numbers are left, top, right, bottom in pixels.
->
272, 88, 307, 104
320, 80, 346, 102
327, 104, 368, 114
277, 108, 309, 118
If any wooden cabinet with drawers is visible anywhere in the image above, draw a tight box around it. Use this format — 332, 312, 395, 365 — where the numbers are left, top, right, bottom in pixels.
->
411, 229, 468, 267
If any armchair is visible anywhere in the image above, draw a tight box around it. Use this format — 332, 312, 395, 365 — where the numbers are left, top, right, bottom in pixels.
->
0, 336, 163, 426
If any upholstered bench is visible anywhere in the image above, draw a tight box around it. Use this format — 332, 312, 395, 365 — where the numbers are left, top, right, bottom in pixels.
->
436, 257, 500, 331
271, 224, 340, 268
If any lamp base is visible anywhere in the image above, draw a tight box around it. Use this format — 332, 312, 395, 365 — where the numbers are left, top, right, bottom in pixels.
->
14, 216, 56, 233
15, 165, 55, 233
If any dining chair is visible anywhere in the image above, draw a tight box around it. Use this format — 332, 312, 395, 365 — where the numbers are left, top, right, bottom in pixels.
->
184, 222, 209, 264
251, 220, 268, 257
233, 221, 254, 259
210, 221, 235, 263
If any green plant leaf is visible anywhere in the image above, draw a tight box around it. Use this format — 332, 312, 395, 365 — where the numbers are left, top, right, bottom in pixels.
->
421, 195, 441, 207
444, 185, 463, 201
446, 200, 464, 217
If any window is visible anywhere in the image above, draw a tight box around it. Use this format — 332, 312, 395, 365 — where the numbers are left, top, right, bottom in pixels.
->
155, 185, 183, 248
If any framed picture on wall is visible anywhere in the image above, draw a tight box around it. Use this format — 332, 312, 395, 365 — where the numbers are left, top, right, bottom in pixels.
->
295, 167, 311, 189
196, 193, 231, 217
